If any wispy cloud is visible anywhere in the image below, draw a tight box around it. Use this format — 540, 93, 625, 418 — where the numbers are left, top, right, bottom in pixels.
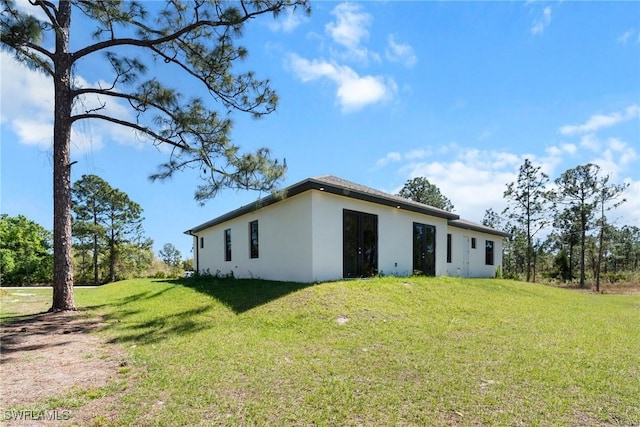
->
385, 35, 417, 68
287, 54, 395, 112
559, 104, 640, 135
531, 6, 552, 35
376, 139, 638, 225
285, 2, 412, 113
617, 28, 639, 44
268, 8, 305, 33
375, 152, 402, 168
325, 2, 373, 63
1, 52, 55, 149
0, 52, 144, 155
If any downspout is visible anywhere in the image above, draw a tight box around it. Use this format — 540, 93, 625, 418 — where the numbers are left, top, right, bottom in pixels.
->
185, 230, 199, 273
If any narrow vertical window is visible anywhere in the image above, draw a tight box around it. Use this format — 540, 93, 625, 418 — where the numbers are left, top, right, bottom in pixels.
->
485, 240, 494, 265
224, 229, 232, 262
446, 233, 452, 263
249, 220, 259, 259
471, 237, 476, 249
200, 237, 204, 249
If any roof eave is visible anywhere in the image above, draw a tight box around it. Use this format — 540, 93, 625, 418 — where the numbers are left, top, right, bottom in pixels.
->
448, 220, 512, 238
186, 177, 461, 234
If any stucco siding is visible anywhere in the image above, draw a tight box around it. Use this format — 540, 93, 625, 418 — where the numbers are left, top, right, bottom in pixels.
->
190, 179, 505, 282
308, 191, 450, 280
195, 192, 314, 282
447, 227, 503, 278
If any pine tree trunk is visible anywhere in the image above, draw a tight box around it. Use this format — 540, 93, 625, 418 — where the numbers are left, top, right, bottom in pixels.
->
51, 1, 76, 311
93, 215, 99, 285
109, 232, 116, 283
579, 213, 586, 288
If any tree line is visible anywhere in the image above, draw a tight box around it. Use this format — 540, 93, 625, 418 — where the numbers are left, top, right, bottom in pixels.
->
0, 174, 188, 286
484, 160, 634, 291
398, 161, 638, 291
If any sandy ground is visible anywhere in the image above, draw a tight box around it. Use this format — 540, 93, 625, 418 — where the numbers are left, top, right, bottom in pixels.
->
1, 309, 128, 426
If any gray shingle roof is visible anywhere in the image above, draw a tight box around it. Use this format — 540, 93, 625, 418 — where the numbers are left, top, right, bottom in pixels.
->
185, 175, 509, 238
448, 218, 512, 238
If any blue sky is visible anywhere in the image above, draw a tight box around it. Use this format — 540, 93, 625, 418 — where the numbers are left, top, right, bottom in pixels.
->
1, 1, 639, 259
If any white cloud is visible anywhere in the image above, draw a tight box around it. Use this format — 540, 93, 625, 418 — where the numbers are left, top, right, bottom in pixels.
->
377, 141, 639, 227
560, 104, 640, 135
11, 119, 53, 146
375, 148, 429, 168
1, 52, 54, 149
268, 9, 305, 33
324, 3, 381, 64
14, 0, 48, 21
378, 144, 523, 219
1, 51, 142, 154
617, 28, 636, 44
375, 152, 402, 167
590, 137, 638, 180
326, 3, 371, 52
287, 54, 395, 112
385, 35, 417, 68
561, 143, 577, 155
531, 6, 552, 35
619, 180, 640, 226
545, 143, 578, 158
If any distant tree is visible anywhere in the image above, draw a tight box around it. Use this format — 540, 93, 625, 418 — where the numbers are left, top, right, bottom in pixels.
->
482, 208, 502, 229
552, 164, 600, 288
551, 206, 582, 282
503, 159, 551, 282
552, 249, 572, 282
397, 177, 455, 211
116, 236, 154, 280
1, 0, 309, 311
182, 258, 194, 272
614, 226, 640, 272
105, 189, 144, 282
72, 175, 145, 283
159, 243, 182, 269
72, 175, 110, 284
593, 174, 628, 292
0, 214, 53, 285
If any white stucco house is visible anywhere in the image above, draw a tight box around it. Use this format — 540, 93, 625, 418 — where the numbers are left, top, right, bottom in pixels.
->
185, 175, 510, 283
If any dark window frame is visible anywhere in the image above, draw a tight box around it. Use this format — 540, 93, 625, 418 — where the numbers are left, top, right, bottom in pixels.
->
343, 209, 378, 278
446, 233, 452, 263
485, 240, 494, 265
200, 237, 204, 249
249, 220, 259, 259
471, 237, 476, 249
224, 228, 232, 262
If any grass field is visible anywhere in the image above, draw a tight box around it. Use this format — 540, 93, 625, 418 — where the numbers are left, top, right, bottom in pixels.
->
3, 277, 640, 426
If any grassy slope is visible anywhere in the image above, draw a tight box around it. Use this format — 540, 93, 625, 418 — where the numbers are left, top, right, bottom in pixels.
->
68, 277, 640, 425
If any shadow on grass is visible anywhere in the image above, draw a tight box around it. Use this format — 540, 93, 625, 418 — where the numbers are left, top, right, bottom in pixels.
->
85, 286, 175, 311
69, 277, 316, 345
105, 305, 212, 345
166, 276, 316, 314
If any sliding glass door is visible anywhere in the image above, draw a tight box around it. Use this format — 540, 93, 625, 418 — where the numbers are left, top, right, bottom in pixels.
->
343, 210, 378, 278
413, 222, 436, 276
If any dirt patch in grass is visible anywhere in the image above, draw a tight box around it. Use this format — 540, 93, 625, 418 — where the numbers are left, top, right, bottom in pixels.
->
552, 280, 640, 295
1, 309, 129, 426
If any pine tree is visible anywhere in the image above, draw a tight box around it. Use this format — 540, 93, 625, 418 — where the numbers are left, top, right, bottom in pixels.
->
1, 0, 309, 310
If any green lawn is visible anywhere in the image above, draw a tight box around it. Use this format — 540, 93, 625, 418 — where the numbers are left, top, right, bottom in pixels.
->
5, 277, 640, 426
